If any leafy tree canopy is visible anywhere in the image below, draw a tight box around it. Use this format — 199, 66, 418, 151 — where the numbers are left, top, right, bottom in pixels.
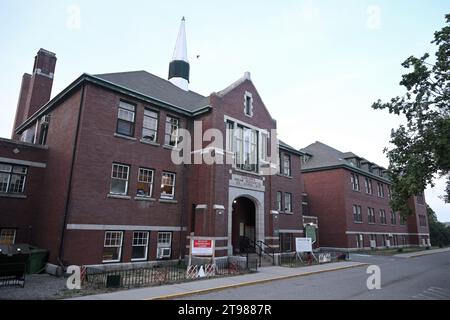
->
372, 14, 450, 215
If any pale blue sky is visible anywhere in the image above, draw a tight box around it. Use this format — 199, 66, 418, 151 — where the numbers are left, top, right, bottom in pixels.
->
0, 0, 449, 221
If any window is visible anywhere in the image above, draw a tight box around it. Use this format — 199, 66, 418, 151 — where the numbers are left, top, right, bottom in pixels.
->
116, 101, 135, 137
160, 172, 176, 199
391, 211, 396, 225
387, 186, 392, 200
364, 178, 373, 194
157, 232, 172, 259
0, 163, 27, 194
276, 191, 282, 212
132, 231, 149, 261
419, 215, 427, 227
416, 193, 425, 205
281, 153, 291, 176
38, 115, 50, 145
142, 109, 158, 142
353, 205, 362, 222
0, 229, 16, 245
368, 207, 376, 224
379, 209, 387, 224
102, 231, 123, 262
355, 234, 364, 248
137, 168, 154, 197
377, 182, 385, 197
244, 92, 253, 117
110, 163, 129, 195
400, 214, 406, 225
350, 173, 360, 191
284, 193, 292, 213
165, 116, 180, 147
302, 193, 309, 216
260, 132, 268, 162
280, 233, 293, 252
226, 121, 234, 152
235, 125, 258, 172
370, 234, 377, 247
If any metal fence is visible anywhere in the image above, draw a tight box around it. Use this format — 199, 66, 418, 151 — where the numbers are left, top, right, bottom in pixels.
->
279, 249, 349, 268
83, 257, 258, 289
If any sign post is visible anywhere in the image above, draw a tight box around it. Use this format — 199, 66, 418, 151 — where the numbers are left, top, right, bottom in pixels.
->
188, 237, 216, 278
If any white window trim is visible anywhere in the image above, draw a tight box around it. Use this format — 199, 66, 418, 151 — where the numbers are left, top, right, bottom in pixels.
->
102, 231, 123, 263
137, 168, 154, 198
243, 91, 254, 117
160, 172, 176, 199
0, 229, 16, 244
131, 231, 149, 261
157, 232, 172, 247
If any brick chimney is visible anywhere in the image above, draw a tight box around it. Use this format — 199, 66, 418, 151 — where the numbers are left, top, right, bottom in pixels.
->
12, 49, 56, 139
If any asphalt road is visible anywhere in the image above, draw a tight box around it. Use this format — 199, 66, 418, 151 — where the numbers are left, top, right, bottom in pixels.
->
178, 251, 450, 300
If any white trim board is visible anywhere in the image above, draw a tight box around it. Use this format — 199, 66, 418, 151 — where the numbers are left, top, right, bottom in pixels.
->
67, 224, 187, 231
346, 231, 430, 236
0, 157, 46, 168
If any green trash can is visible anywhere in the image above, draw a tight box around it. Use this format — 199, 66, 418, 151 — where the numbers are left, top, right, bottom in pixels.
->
27, 246, 49, 274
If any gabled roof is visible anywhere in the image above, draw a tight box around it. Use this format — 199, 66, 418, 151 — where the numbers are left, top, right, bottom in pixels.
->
95, 71, 209, 111
300, 141, 390, 182
279, 140, 304, 156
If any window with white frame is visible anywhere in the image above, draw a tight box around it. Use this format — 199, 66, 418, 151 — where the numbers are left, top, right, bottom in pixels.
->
102, 231, 123, 262
355, 234, 364, 248
281, 153, 291, 176
132, 231, 149, 261
142, 109, 158, 142
235, 125, 258, 172
351, 173, 360, 191
276, 191, 282, 212
284, 193, 292, 213
136, 168, 154, 197
244, 92, 253, 117
157, 232, 172, 246
0, 163, 27, 194
353, 205, 362, 222
0, 229, 16, 245
110, 163, 129, 195
260, 132, 268, 162
226, 121, 234, 152
116, 101, 135, 137
379, 209, 387, 224
391, 211, 397, 225
160, 172, 176, 199
377, 182, 385, 197
164, 116, 180, 147
368, 207, 376, 224
364, 177, 373, 194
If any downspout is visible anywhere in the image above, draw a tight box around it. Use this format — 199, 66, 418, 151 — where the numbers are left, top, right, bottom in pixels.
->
58, 83, 86, 265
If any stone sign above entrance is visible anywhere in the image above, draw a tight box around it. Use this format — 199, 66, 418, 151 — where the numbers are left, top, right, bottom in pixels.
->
229, 174, 265, 192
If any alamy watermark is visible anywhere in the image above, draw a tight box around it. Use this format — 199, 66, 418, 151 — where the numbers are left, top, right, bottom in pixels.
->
366, 265, 381, 290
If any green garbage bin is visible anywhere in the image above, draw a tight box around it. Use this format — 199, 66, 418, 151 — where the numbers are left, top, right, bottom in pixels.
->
27, 246, 49, 274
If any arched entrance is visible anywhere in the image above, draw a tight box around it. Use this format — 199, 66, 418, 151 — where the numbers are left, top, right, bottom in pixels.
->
232, 196, 256, 253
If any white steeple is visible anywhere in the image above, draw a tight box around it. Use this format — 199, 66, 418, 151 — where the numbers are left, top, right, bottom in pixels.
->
168, 17, 190, 91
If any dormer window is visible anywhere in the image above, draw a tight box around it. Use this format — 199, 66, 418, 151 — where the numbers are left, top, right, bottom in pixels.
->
244, 92, 253, 117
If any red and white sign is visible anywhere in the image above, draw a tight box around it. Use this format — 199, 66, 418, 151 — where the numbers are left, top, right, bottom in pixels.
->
191, 239, 214, 256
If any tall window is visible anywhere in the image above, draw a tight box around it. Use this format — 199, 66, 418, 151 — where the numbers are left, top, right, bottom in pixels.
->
116, 101, 135, 137
137, 168, 154, 197
276, 191, 282, 212
353, 205, 362, 222
226, 121, 234, 152
284, 193, 292, 213
280, 233, 293, 252
281, 153, 291, 176
379, 209, 387, 224
165, 116, 180, 147
160, 172, 176, 199
377, 182, 385, 197
132, 231, 149, 261
235, 125, 258, 172
142, 109, 158, 142
244, 93, 253, 117
260, 132, 268, 162
0, 163, 27, 194
364, 178, 373, 194
368, 207, 375, 224
390, 211, 397, 225
110, 163, 129, 195
419, 215, 427, 227
351, 173, 360, 191
302, 193, 309, 215
355, 234, 364, 248
0, 229, 16, 245
400, 214, 406, 225
102, 231, 123, 263
387, 186, 392, 200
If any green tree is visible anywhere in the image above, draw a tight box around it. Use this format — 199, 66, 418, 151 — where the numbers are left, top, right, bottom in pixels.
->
426, 205, 450, 247
372, 14, 450, 215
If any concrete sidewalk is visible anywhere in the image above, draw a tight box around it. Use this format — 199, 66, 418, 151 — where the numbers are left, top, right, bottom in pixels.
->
394, 247, 450, 258
70, 261, 367, 300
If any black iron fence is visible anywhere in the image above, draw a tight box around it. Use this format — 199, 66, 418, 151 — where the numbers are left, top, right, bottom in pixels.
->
83, 257, 257, 289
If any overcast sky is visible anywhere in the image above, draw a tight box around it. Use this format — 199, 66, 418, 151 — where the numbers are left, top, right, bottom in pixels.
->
0, 0, 448, 221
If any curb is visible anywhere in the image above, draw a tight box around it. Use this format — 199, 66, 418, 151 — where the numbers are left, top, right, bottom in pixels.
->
394, 248, 450, 259
146, 263, 369, 300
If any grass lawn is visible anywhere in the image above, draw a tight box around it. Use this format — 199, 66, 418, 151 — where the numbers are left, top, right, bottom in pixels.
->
353, 246, 439, 256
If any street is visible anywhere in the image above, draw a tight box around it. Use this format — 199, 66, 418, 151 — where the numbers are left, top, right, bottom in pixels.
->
177, 251, 450, 300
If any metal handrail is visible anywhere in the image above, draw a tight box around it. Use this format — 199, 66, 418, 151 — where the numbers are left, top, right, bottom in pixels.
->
256, 240, 275, 265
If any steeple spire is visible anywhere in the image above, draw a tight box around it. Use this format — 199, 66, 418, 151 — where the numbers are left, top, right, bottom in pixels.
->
168, 17, 190, 91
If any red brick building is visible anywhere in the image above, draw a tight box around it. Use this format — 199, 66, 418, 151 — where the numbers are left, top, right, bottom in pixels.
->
0, 19, 305, 266
300, 141, 430, 250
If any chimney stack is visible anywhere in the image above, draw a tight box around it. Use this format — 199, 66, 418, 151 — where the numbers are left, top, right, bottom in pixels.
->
12, 49, 56, 139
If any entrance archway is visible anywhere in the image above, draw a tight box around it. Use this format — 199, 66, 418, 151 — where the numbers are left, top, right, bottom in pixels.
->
232, 196, 256, 253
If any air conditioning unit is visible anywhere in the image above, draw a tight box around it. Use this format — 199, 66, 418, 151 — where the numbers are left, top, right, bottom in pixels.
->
370, 240, 376, 249
157, 247, 171, 259
385, 240, 391, 248
41, 115, 51, 125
